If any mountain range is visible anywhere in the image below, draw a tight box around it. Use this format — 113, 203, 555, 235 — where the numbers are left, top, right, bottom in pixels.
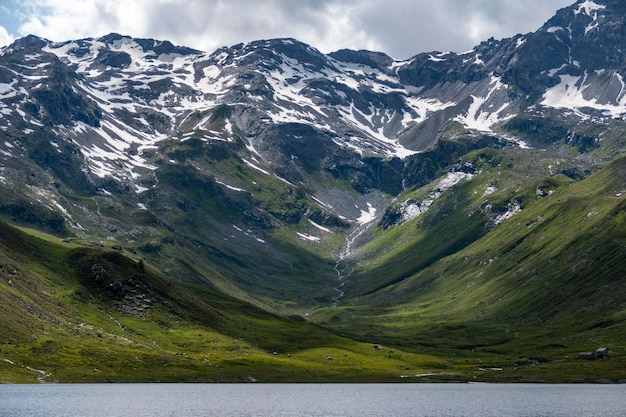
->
1, 0, 625, 382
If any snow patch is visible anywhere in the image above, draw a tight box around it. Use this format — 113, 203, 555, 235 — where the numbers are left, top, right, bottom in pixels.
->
547, 26, 564, 33
541, 73, 626, 119
536, 188, 554, 197
216, 179, 246, 192
47, 198, 84, 230
308, 219, 332, 233
231, 225, 266, 244
311, 195, 332, 209
404, 97, 456, 126
585, 22, 600, 35
548, 64, 567, 77
401, 201, 429, 223
484, 185, 497, 196
135, 185, 150, 193
401, 171, 475, 224
297, 232, 321, 242
436, 171, 474, 191
356, 203, 377, 225
242, 159, 271, 176
493, 202, 522, 225
502, 134, 531, 149
399, 171, 475, 224
455, 76, 510, 132
575, 0, 605, 17
428, 54, 446, 62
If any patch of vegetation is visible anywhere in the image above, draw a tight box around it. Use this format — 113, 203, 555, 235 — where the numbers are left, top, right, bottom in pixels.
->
307, 155, 626, 382
2, 129, 626, 383
0, 220, 448, 383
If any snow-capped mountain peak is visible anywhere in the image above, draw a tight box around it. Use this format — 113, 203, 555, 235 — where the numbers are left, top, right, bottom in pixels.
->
1, 0, 625, 194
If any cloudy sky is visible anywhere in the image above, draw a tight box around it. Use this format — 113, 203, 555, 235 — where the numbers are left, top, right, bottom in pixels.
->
1, 0, 575, 59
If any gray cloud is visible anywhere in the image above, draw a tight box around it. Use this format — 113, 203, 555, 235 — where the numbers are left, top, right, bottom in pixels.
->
350, 0, 575, 58
137, 0, 377, 52
8, 0, 575, 58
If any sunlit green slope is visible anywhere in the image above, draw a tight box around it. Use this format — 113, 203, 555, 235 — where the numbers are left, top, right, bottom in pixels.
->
0, 220, 445, 383
312, 152, 626, 382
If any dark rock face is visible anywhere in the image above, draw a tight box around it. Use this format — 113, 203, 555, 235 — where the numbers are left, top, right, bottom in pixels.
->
328, 49, 395, 73
94, 50, 132, 69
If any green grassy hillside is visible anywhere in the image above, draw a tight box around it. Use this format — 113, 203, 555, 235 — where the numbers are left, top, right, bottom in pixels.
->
311, 153, 626, 382
2, 149, 626, 383
0, 220, 445, 383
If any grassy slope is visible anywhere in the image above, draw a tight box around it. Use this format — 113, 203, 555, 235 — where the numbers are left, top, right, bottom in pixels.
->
119, 135, 345, 312
311, 152, 626, 382
0, 220, 444, 383
2, 144, 626, 382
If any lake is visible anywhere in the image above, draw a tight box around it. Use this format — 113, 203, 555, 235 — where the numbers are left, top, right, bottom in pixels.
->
1, 383, 626, 417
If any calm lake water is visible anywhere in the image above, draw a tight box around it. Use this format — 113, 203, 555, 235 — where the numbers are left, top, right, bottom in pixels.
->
1, 383, 626, 417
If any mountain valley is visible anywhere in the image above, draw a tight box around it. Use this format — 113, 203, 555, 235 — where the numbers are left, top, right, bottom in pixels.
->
1, 0, 626, 382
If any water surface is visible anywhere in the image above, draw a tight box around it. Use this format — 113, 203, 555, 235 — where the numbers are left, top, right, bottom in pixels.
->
2, 383, 626, 417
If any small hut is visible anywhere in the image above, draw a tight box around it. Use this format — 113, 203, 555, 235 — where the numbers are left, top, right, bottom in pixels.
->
596, 347, 609, 358
579, 351, 596, 360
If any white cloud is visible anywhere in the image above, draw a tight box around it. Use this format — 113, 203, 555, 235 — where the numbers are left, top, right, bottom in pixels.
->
18, 0, 120, 42
10, 0, 574, 58
0, 26, 14, 47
